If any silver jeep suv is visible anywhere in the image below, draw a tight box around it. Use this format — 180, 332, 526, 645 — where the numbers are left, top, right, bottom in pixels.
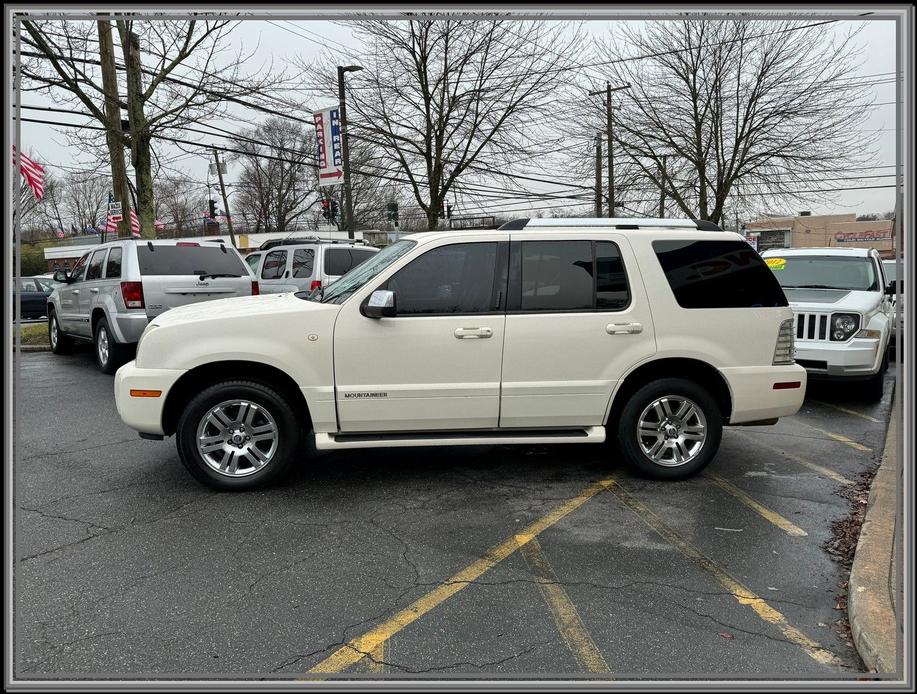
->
47, 239, 258, 373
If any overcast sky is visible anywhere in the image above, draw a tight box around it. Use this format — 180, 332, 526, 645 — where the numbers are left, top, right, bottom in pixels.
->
19, 16, 899, 224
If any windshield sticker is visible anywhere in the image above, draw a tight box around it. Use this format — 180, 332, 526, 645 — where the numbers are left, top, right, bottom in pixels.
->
765, 257, 786, 270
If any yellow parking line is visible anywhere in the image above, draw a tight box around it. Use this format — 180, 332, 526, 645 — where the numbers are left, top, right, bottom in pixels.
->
795, 420, 872, 453
604, 479, 842, 667
515, 535, 611, 673
308, 477, 615, 674
811, 400, 881, 423
730, 431, 853, 485
706, 475, 808, 537
366, 641, 386, 673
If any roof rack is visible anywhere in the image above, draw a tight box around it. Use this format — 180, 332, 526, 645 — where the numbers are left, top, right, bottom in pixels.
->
258, 236, 369, 250
498, 217, 723, 231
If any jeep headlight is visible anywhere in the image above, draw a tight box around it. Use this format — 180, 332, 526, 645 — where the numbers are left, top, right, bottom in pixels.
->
830, 313, 860, 341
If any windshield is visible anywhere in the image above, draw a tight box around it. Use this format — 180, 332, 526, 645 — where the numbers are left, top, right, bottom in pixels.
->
297, 239, 416, 304
766, 255, 879, 291
882, 261, 897, 282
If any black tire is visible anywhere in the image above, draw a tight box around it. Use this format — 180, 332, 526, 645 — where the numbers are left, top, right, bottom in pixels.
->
617, 377, 723, 480
48, 310, 73, 355
93, 316, 129, 374
176, 380, 302, 491
862, 350, 888, 402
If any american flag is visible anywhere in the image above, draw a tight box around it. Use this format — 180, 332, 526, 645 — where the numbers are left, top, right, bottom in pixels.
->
13, 145, 45, 201
105, 208, 141, 238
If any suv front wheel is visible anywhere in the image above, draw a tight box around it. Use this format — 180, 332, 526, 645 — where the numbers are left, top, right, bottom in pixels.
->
176, 380, 301, 491
617, 378, 723, 480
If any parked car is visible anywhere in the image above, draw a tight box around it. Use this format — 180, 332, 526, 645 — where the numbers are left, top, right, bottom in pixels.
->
243, 238, 378, 295
47, 239, 259, 374
16, 276, 57, 319
114, 217, 806, 491
882, 259, 902, 343
761, 247, 893, 400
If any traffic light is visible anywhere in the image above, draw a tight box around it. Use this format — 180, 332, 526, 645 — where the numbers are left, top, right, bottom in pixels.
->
386, 201, 399, 223
330, 199, 339, 222
446, 203, 452, 219
208, 198, 216, 218
321, 199, 331, 219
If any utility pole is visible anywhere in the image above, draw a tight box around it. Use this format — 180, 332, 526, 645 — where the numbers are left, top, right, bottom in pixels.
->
658, 155, 668, 218
96, 17, 132, 239
589, 83, 629, 216
211, 148, 236, 248
594, 134, 603, 218
338, 65, 363, 239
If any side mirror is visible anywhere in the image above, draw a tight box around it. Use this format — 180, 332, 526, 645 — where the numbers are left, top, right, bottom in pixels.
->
362, 289, 396, 319
53, 270, 69, 283
885, 280, 900, 296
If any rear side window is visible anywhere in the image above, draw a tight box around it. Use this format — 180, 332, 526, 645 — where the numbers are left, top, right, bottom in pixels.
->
245, 253, 262, 273
292, 249, 315, 278
105, 247, 122, 278
136, 245, 248, 276
324, 248, 376, 276
653, 240, 788, 308
86, 249, 107, 280
261, 250, 287, 279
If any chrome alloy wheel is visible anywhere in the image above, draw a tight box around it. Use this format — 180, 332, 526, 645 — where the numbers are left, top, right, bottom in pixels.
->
96, 325, 109, 366
637, 395, 707, 467
50, 317, 58, 349
196, 399, 279, 477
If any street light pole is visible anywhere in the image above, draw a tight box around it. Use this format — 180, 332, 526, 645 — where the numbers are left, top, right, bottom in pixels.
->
594, 133, 602, 218
338, 65, 363, 239
589, 83, 629, 216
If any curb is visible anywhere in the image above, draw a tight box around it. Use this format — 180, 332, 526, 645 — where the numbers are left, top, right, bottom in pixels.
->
848, 396, 899, 673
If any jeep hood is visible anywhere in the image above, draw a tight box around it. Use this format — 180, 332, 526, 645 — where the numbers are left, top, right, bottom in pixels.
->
783, 288, 881, 313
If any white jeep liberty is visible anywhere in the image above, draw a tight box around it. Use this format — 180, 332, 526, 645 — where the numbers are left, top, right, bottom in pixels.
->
115, 218, 806, 491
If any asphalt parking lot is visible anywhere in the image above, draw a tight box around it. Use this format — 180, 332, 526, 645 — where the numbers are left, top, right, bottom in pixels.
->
15, 348, 895, 679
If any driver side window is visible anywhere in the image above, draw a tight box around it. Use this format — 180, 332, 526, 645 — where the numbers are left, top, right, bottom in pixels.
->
69, 253, 90, 282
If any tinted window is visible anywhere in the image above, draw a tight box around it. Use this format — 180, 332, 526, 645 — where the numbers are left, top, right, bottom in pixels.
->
325, 248, 376, 276
654, 240, 788, 308
596, 242, 629, 310
105, 247, 122, 278
70, 253, 90, 282
261, 250, 287, 279
245, 253, 262, 272
85, 250, 107, 281
520, 241, 593, 311
882, 261, 897, 282
292, 249, 315, 278
136, 245, 247, 276
386, 242, 498, 315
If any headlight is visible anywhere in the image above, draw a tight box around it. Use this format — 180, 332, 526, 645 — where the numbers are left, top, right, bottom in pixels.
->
830, 313, 860, 341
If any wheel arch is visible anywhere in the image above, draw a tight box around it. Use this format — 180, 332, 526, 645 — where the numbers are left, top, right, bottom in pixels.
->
605, 358, 733, 434
162, 360, 312, 437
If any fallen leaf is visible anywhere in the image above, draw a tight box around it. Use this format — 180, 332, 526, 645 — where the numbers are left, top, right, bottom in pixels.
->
719, 632, 735, 640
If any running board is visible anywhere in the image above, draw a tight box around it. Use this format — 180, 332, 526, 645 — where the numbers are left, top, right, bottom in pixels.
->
314, 426, 606, 450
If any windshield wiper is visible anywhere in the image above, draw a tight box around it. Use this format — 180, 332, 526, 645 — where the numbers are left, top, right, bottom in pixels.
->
198, 273, 241, 281
783, 284, 839, 290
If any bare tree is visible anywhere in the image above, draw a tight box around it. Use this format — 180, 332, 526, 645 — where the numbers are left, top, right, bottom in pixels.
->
155, 176, 208, 235
64, 173, 110, 230
302, 19, 589, 230
20, 17, 288, 237
586, 20, 877, 224
234, 117, 318, 233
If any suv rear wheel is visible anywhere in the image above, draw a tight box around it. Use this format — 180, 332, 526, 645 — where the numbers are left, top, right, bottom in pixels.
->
94, 316, 129, 374
617, 378, 723, 480
176, 380, 301, 491
48, 310, 73, 355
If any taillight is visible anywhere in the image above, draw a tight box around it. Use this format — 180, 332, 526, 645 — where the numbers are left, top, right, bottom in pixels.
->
773, 318, 795, 365
310, 280, 322, 292
121, 281, 145, 309
251, 281, 260, 296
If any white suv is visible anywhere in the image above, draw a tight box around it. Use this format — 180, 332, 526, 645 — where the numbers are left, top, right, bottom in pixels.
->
761, 247, 893, 400
115, 218, 806, 491
243, 238, 378, 295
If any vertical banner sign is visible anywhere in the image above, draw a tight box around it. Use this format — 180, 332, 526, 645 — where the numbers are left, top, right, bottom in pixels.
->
314, 106, 344, 186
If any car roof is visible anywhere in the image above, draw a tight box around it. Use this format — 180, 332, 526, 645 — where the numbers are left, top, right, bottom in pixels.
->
761, 247, 874, 257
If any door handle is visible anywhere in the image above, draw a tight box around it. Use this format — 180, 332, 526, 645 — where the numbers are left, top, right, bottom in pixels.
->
454, 327, 493, 339
71, 289, 80, 295
90, 288, 99, 294
606, 322, 643, 335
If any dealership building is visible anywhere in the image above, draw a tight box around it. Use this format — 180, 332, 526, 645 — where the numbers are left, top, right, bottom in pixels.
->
743, 212, 897, 258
